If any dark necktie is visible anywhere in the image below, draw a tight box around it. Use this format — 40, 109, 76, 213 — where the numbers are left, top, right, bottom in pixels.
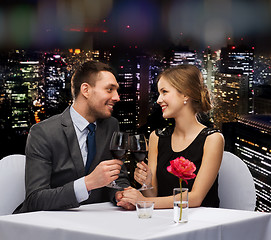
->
85, 123, 96, 175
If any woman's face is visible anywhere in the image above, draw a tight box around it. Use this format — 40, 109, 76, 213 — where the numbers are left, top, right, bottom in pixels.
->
157, 77, 187, 119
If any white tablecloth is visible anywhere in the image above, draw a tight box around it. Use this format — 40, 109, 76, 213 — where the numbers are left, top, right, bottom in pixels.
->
0, 202, 270, 240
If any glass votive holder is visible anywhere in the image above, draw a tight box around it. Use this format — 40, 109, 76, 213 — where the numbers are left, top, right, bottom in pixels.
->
173, 188, 189, 223
136, 201, 154, 219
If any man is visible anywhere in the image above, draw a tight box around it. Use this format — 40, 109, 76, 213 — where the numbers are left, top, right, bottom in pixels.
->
14, 61, 131, 213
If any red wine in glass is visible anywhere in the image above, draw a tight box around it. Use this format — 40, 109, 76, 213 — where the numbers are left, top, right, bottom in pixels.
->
129, 134, 153, 191
111, 149, 127, 159
107, 131, 129, 189
131, 150, 148, 162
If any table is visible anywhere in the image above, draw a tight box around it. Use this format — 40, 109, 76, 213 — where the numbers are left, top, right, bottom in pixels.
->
0, 202, 270, 240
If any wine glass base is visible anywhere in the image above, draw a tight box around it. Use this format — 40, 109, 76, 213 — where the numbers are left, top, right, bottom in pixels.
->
106, 181, 123, 189
138, 185, 153, 191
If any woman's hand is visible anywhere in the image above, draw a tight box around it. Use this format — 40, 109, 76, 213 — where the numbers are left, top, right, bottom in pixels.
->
115, 191, 135, 210
134, 162, 152, 186
117, 187, 146, 207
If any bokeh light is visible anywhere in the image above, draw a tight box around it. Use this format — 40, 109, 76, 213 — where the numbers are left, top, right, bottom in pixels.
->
56, 0, 113, 47
0, 9, 5, 46
203, 0, 232, 48
167, 0, 204, 47
36, 0, 58, 47
203, 19, 232, 49
0, 0, 271, 50
7, 5, 37, 48
82, 0, 113, 25
111, 1, 159, 45
167, 0, 271, 49
230, 0, 271, 35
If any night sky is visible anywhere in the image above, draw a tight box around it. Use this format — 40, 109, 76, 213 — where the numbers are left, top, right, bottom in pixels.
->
0, 0, 271, 54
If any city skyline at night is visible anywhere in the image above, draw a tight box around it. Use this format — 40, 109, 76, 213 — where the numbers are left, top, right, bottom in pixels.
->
1, 44, 270, 145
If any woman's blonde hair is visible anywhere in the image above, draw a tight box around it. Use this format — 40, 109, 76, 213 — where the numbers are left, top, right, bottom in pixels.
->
158, 64, 212, 114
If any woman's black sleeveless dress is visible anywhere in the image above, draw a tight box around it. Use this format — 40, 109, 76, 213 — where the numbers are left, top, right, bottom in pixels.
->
155, 127, 220, 207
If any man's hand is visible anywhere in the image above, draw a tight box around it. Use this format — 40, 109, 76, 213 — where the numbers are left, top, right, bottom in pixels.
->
115, 191, 123, 202
84, 159, 123, 191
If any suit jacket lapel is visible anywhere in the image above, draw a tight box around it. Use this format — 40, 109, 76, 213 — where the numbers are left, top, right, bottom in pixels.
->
61, 107, 85, 177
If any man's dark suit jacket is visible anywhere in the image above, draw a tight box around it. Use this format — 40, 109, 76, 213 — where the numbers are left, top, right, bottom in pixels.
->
14, 107, 130, 213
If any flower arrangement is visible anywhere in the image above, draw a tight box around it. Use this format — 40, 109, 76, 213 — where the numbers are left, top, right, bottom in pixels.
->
167, 156, 196, 221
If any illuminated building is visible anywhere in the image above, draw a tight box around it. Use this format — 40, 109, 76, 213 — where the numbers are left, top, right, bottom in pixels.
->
44, 53, 68, 113
66, 49, 112, 77
223, 115, 271, 212
4, 77, 29, 130
165, 48, 197, 67
213, 72, 248, 129
171, 51, 196, 66
92, 49, 111, 63
220, 45, 254, 113
254, 85, 271, 114
0, 55, 10, 132
137, 55, 150, 129
111, 51, 138, 133
0, 50, 45, 157
254, 55, 271, 85
202, 48, 219, 92
3, 51, 43, 131
111, 48, 151, 133
145, 55, 164, 135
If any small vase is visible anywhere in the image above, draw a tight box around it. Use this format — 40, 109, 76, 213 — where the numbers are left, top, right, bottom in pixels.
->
173, 188, 189, 223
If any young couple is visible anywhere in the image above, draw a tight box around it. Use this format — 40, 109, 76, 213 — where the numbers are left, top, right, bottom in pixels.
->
14, 61, 223, 214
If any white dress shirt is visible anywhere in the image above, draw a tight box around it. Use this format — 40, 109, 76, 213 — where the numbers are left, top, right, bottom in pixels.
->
70, 105, 96, 203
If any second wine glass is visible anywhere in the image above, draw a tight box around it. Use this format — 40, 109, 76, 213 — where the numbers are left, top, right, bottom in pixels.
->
108, 131, 129, 189
129, 134, 153, 191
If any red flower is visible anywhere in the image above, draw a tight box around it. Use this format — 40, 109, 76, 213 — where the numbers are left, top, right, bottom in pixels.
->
167, 156, 196, 184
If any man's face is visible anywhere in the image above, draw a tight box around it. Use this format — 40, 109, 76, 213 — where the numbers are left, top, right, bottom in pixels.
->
87, 71, 120, 120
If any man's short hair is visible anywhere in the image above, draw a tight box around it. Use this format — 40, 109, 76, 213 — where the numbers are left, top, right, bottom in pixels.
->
71, 61, 116, 99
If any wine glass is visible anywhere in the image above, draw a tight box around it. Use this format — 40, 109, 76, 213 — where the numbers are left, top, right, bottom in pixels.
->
108, 131, 129, 189
129, 134, 153, 191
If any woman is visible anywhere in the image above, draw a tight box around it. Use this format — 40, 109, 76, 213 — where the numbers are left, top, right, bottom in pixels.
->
117, 64, 224, 209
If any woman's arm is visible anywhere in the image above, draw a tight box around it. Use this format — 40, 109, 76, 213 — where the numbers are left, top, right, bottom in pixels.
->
119, 187, 174, 208
188, 132, 224, 207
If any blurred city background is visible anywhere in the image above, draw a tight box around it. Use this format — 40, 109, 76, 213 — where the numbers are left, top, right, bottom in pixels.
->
0, 0, 270, 212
